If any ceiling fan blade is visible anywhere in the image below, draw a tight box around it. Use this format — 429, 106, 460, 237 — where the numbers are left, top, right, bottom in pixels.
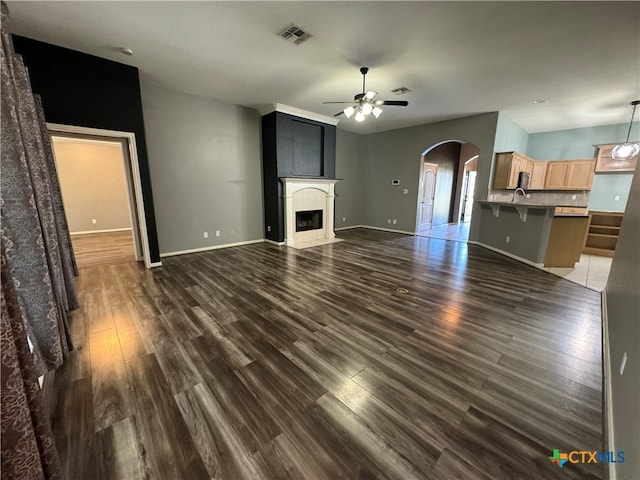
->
323, 101, 353, 104
376, 100, 409, 106
334, 111, 344, 117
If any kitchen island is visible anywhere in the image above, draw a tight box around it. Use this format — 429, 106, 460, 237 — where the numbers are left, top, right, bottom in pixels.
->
473, 201, 589, 267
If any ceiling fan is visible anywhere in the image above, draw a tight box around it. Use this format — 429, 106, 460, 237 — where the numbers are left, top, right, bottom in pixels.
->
323, 67, 409, 121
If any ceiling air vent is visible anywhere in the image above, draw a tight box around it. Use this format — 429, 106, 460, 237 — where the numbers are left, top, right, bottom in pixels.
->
391, 86, 412, 95
278, 24, 312, 45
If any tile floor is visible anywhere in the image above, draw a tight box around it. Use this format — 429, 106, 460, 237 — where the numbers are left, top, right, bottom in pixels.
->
416, 222, 612, 292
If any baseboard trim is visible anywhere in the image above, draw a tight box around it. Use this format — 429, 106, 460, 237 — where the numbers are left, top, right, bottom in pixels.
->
334, 225, 366, 231
467, 241, 543, 268
160, 239, 264, 258
601, 289, 615, 480
264, 239, 286, 246
354, 225, 414, 235
71, 227, 132, 235
149, 261, 163, 268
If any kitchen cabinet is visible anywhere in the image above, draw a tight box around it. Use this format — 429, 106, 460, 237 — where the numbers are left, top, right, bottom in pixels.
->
493, 153, 595, 190
554, 206, 588, 215
583, 211, 624, 257
529, 161, 547, 189
544, 162, 570, 189
544, 215, 590, 267
493, 152, 533, 189
566, 160, 596, 189
595, 144, 638, 172
544, 159, 595, 190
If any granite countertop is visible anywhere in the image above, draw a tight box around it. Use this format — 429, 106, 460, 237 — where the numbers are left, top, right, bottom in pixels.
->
476, 201, 556, 208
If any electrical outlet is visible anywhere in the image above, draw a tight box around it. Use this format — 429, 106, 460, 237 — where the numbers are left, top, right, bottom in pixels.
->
571, 194, 577, 200
403, 189, 409, 194
203, 231, 208, 239
526, 194, 531, 198
342, 217, 346, 222
393, 219, 397, 225
215, 230, 220, 237
92, 218, 97, 224
267, 226, 271, 232
506, 236, 510, 243
387, 219, 391, 224
614, 195, 620, 201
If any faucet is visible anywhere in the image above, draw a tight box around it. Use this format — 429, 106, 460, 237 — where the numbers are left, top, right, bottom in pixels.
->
513, 187, 526, 203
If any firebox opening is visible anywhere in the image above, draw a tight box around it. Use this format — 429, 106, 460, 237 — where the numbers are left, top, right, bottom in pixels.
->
296, 210, 323, 232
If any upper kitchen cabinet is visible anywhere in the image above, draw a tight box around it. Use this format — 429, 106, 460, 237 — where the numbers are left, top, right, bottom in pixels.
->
595, 144, 638, 172
492, 152, 533, 189
529, 161, 548, 189
544, 159, 595, 190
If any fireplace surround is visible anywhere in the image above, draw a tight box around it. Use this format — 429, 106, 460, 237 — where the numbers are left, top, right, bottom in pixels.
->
281, 177, 340, 247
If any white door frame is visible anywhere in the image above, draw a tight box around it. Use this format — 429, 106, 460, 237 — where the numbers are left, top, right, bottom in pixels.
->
47, 123, 160, 269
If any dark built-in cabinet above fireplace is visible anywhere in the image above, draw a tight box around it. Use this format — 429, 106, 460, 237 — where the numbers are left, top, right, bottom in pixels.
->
261, 105, 338, 243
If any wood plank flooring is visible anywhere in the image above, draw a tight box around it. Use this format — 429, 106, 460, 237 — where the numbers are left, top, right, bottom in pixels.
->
71, 231, 135, 268
42, 228, 603, 479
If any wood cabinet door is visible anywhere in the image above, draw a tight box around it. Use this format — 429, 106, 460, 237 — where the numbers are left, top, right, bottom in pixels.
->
530, 161, 547, 189
545, 161, 569, 189
566, 160, 595, 189
508, 154, 532, 188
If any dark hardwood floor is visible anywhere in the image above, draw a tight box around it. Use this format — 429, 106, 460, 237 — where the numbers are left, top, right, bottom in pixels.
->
42, 228, 603, 479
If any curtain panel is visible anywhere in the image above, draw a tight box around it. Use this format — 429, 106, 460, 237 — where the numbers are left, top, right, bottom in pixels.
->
1, 1, 79, 477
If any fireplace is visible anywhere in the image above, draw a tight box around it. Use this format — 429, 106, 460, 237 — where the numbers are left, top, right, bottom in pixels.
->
281, 177, 340, 247
296, 210, 323, 232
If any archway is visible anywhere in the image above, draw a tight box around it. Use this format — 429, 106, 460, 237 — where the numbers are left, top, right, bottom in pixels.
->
415, 140, 480, 240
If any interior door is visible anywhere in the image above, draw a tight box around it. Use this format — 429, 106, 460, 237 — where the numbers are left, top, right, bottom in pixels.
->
419, 163, 437, 230
462, 170, 476, 222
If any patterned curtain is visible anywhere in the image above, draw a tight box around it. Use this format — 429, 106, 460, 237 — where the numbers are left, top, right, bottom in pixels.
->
1, 1, 78, 477
1, 2, 77, 377
1, 252, 63, 480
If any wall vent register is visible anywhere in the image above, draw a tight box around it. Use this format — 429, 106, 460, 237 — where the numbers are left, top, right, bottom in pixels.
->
296, 210, 323, 232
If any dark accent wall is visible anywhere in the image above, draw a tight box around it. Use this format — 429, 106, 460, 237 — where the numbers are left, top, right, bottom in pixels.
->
12, 35, 160, 263
261, 111, 336, 242
425, 142, 461, 227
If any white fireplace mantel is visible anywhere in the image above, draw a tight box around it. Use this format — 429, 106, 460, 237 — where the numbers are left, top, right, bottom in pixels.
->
281, 177, 340, 247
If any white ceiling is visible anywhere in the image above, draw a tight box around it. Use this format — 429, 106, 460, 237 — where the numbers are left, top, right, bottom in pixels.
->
6, 1, 640, 134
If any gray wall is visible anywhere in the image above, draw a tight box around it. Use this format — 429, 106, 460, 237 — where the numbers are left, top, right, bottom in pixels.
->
140, 80, 263, 254
605, 160, 639, 480
52, 138, 131, 233
475, 205, 552, 262
335, 129, 367, 228
527, 123, 638, 213
363, 112, 499, 235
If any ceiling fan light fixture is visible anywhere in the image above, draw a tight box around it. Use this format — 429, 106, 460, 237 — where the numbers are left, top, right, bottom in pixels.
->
343, 106, 355, 118
355, 111, 365, 122
612, 100, 640, 160
361, 102, 373, 115
364, 90, 377, 101
372, 106, 383, 118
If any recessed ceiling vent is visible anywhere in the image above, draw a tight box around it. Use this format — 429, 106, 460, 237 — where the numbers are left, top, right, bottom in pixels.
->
391, 86, 412, 95
278, 24, 312, 45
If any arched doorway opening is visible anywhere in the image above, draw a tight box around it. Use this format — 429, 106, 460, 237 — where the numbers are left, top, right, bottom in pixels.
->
415, 140, 480, 241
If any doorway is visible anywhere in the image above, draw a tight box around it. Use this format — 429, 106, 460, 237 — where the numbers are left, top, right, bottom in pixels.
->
47, 123, 154, 268
460, 156, 478, 223
418, 163, 438, 231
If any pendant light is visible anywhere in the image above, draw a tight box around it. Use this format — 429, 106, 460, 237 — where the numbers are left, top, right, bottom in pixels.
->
611, 100, 640, 160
